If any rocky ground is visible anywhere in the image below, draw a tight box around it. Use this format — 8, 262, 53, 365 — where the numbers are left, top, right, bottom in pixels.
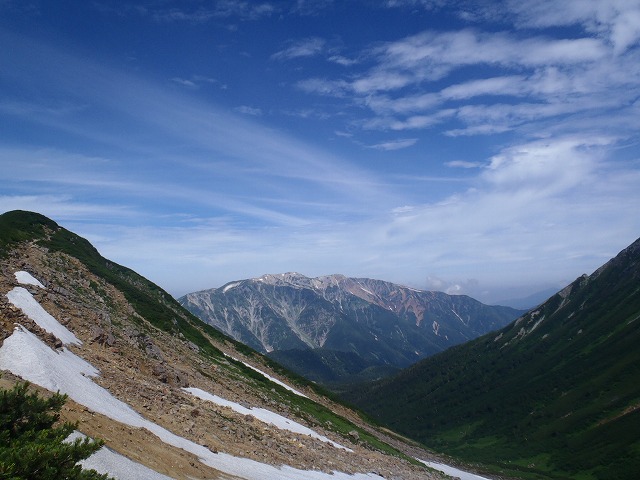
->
1, 242, 447, 480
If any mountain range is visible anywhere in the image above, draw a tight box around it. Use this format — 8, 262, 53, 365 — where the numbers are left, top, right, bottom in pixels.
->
0, 210, 446, 480
179, 273, 524, 386
344, 235, 640, 480
3, 209, 639, 480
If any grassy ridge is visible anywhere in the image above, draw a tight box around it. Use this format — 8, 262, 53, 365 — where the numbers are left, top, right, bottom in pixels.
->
345, 238, 640, 480
0, 210, 416, 460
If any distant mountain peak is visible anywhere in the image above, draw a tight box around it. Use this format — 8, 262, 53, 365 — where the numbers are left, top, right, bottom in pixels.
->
180, 273, 524, 385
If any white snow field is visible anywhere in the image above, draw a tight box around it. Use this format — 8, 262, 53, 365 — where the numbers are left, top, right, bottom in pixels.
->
67, 432, 174, 480
15, 270, 45, 288
0, 274, 381, 480
6, 286, 81, 345
418, 459, 494, 480
184, 387, 351, 450
224, 353, 308, 398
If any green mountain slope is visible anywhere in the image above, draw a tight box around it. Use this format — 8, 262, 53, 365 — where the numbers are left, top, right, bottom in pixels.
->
0, 210, 440, 479
345, 237, 640, 480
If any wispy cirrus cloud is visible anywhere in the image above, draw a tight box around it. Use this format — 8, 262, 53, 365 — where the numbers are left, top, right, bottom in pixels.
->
506, 0, 640, 54
296, 16, 638, 141
362, 109, 455, 131
148, 1, 275, 23
385, 0, 640, 55
297, 77, 349, 96
170, 75, 223, 89
234, 105, 263, 116
327, 55, 358, 66
445, 160, 484, 169
271, 37, 327, 60
365, 134, 640, 296
368, 138, 418, 151
0, 30, 392, 228
364, 30, 606, 86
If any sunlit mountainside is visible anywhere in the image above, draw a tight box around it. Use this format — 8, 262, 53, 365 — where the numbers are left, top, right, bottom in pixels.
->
180, 273, 523, 387
0, 210, 447, 480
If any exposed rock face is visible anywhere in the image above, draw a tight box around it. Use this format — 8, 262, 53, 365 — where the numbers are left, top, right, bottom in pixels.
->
180, 273, 524, 383
90, 325, 116, 346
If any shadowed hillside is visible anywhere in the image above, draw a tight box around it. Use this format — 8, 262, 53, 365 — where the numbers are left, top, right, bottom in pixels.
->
345, 236, 640, 480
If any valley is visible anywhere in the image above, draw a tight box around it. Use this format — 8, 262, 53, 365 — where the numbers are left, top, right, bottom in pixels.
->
180, 273, 524, 388
2, 210, 639, 480
344, 237, 640, 480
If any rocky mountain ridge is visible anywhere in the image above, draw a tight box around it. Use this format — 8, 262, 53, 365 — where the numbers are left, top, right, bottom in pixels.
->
180, 272, 524, 385
0, 210, 446, 480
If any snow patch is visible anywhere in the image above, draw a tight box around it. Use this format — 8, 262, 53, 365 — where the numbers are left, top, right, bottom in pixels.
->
0, 326, 140, 425
451, 308, 466, 324
68, 432, 173, 480
0, 326, 380, 480
15, 271, 45, 288
222, 281, 240, 293
528, 315, 546, 334
184, 387, 351, 451
0, 287, 375, 479
358, 286, 375, 296
6, 287, 81, 345
417, 459, 494, 480
226, 354, 308, 398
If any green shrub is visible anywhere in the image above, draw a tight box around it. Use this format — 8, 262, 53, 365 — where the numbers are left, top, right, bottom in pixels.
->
0, 381, 112, 480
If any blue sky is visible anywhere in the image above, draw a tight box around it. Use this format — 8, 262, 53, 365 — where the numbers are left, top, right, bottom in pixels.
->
1, 0, 639, 303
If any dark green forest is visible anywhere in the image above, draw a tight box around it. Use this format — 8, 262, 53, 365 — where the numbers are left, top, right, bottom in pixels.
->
345, 238, 640, 480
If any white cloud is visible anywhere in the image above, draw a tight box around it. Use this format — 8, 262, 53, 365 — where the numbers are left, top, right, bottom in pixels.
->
5, 131, 637, 303
368, 138, 418, 151
328, 55, 358, 66
271, 37, 326, 60
235, 105, 263, 116
0, 32, 395, 225
365, 30, 606, 88
334, 130, 353, 138
445, 124, 512, 137
441, 75, 529, 100
0, 194, 135, 222
384, 0, 447, 8
351, 70, 414, 94
445, 160, 484, 169
481, 136, 609, 194
384, 0, 640, 56
507, 0, 640, 54
293, 23, 631, 138
363, 109, 455, 131
170, 77, 197, 88
296, 78, 349, 96
171, 75, 222, 89
365, 92, 440, 114
2, 7, 639, 306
